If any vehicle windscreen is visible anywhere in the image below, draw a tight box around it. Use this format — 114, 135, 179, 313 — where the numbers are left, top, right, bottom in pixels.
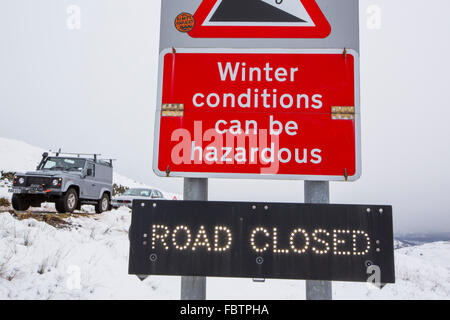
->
123, 189, 152, 197
41, 157, 86, 172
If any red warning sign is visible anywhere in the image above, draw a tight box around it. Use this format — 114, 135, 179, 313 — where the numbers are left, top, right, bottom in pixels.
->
188, 0, 331, 38
153, 48, 361, 181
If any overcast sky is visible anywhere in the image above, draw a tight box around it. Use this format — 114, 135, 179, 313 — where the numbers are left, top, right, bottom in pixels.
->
1, 0, 449, 234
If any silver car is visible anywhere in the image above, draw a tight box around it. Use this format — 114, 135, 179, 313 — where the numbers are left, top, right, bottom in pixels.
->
111, 188, 164, 209
10, 152, 113, 213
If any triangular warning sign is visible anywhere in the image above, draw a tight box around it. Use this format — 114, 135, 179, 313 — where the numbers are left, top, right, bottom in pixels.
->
188, 0, 331, 38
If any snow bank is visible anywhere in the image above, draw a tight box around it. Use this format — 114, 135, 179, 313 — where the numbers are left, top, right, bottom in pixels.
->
0, 137, 44, 173
0, 208, 178, 299
0, 179, 11, 200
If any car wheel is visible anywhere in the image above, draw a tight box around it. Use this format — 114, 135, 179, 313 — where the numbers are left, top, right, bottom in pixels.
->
95, 193, 110, 214
12, 194, 30, 211
55, 200, 65, 213
56, 188, 78, 213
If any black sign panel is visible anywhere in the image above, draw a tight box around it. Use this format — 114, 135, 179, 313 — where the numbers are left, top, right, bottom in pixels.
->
129, 200, 395, 283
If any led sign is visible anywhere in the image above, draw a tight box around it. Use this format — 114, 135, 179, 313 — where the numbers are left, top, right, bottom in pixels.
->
129, 200, 395, 283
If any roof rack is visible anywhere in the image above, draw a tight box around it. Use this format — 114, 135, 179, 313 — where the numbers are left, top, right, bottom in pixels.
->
49, 149, 102, 161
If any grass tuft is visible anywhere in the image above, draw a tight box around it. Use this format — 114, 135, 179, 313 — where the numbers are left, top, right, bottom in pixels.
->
0, 198, 10, 207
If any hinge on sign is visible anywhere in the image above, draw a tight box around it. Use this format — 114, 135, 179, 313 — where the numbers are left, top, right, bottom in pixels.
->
161, 104, 184, 117
331, 106, 355, 120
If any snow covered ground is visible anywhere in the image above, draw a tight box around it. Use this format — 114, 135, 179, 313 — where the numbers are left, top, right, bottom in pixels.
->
0, 137, 449, 300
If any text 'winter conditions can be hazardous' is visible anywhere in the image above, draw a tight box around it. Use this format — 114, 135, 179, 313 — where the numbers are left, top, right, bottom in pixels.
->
153, 49, 361, 181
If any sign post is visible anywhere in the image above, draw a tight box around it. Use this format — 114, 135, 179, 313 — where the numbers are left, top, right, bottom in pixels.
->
304, 180, 331, 300
181, 178, 208, 300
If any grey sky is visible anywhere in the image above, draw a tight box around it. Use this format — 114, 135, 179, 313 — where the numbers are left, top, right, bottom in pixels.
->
1, 0, 449, 233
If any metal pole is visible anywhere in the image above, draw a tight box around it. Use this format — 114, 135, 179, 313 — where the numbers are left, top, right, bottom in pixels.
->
181, 178, 208, 300
304, 181, 332, 300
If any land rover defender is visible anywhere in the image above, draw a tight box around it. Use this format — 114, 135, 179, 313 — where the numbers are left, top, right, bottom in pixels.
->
9, 151, 114, 213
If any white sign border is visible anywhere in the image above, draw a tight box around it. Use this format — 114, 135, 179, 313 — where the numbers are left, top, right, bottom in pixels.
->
153, 48, 361, 182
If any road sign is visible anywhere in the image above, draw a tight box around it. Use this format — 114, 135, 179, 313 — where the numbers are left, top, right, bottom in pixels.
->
153, 48, 360, 181
188, 0, 331, 39
129, 200, 395, 283
160, 0, 359, 51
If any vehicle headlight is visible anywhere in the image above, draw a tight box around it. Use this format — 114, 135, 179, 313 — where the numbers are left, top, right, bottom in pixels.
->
52, 178, 61, 187
18, 177, 25, 185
